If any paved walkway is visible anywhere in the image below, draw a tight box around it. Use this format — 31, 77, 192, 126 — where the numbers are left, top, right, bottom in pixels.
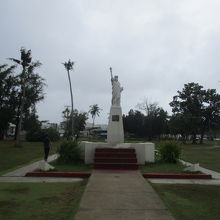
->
0, 176, 82, 182
75, 170, 175, 220
0, 154, 83, 183
2, 154, 58, 177
179, 159, 220, 179
148, 178, 220, 185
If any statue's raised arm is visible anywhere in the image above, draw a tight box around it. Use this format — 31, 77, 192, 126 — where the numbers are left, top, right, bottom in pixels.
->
109, 67, 123, 106
110, 67, 113, 83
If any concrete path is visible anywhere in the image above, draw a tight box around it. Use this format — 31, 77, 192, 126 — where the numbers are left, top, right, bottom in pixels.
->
0, 176, 82, 183
148, 178, 220, 185
2, 154, 58, 177
75, 170, 175, 220
180, 159, 220, 179
0, 154, 83, 183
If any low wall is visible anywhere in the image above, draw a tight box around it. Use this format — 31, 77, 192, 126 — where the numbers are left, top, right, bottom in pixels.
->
79, 141, 155, 165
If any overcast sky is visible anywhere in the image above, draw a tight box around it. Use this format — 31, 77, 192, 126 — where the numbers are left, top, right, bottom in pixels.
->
1, 0, 220, 124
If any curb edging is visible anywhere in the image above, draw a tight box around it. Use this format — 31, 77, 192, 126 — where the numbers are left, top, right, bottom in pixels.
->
142, 173, 212, 179
26, 172, 91, 178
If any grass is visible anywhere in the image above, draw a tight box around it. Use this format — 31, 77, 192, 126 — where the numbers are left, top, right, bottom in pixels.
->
47, 160, 92, 172
0, 140, 59, 175
140, 161, 201, 174
140, 162, 186, 173
152, 184, 220, 220
78, 137, 106, 142
181, 142, 220, 173
0, 181, 87, 220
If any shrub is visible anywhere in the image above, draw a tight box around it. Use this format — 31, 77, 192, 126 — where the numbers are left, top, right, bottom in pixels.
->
57, 140, 82, 163
158, 141, 181, 163
45, 128, 60, 141
26, 128, 60, 142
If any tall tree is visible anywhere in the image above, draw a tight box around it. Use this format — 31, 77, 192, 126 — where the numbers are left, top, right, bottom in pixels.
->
88, 104, 102, 127
0, 64, 17, 139
9, 48, 42, 147
170, 82, 220, 144
62, 107, 88, 138
137, 100, 169, 140
199, 89, 220, 143
137, 99, 159, 116
63, 60, 75, 138
123, 109, 145, 137
168, 113, 190, 143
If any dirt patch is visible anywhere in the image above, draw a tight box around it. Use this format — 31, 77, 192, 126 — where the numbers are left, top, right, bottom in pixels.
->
209, 145, 220, 149
39, 196, 59, 203
0, 200, 18, 208
4, 187, 29, 194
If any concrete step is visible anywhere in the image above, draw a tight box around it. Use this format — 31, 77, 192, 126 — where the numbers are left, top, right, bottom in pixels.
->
94, 148, 138, 170
95, 152, 136, 158
94, 158, 137, 163
96, 148, 135, 153
93, 163, 139, 170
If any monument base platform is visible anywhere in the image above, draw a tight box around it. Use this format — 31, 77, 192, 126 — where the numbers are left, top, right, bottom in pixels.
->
107, 106, 124, 145
80, 141, 155, 165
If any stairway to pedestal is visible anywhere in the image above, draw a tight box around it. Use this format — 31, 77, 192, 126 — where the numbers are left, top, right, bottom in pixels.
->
93, 148, 138, 170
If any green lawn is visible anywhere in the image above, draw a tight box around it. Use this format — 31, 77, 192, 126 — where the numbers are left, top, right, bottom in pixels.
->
0, 140, 59, 175
152, 184, 220, 220
140, 162, 188, 174
181, 143, 220, 173
48, 160, 92, 172
0, 181, 87, 220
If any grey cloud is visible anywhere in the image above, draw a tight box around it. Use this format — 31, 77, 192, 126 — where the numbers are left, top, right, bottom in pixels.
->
1, 0, 220, 124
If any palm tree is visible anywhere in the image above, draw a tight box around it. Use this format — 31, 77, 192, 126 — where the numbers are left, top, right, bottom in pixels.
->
89, 104, 102, 127
9, 48, 41, 147
63, 60, 75, 138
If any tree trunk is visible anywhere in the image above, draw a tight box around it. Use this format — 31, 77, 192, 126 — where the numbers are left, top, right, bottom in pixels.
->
67, 70, 74, 138
200, 131, 204, 144
15, 100, 24, 147
181, 134, 186, 144
92, 116, 95, 127
192, 133, 197, 144
15, 73, 26, 147
0, 129, 5, 140
14, 96, 22, 140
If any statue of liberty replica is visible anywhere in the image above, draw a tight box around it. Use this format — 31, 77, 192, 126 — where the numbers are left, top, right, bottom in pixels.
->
110, 67, 123, 106
107, 67, 124, 145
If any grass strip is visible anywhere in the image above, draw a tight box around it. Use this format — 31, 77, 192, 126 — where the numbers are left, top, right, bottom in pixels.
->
0, 140, 59, 174
152, 184, 220, 220
0, 181, 87, 220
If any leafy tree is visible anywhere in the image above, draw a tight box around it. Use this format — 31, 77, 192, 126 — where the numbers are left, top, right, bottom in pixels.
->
62, 108, 88, 139
138, 100, 169, 140
170, 82, 220, 144
23, 106, 41, 141
123, 104, 168, 140
0, 64, 17, 139
26, 127, 60, 142
123, 109, 145, 137
88, 104, 102, 127
199, 88, 220, 143
168, 114, 190, 143
63, 60, 75, 138
9, 48, 43, 147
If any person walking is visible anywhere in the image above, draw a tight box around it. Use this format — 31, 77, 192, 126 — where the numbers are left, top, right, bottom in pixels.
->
43, 135, 51, 161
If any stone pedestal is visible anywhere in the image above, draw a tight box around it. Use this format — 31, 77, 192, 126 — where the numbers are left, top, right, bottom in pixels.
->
80, 141, 155, 164
39, 161, 55, 171
107, 106, 124, 145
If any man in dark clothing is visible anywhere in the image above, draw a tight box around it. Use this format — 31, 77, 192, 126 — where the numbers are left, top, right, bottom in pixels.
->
43, 135, 51, 161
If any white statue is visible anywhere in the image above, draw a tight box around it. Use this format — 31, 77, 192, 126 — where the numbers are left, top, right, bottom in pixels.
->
110, 67, 123, 106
